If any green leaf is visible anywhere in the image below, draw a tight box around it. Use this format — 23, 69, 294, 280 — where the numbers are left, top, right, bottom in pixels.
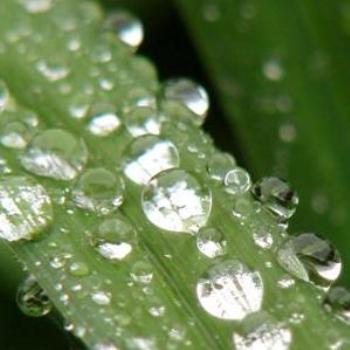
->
0, 0, 349, 349
175, 0, 350, 285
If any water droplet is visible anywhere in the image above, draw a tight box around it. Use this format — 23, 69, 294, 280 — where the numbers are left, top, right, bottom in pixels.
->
262, 58, 284, 81
251, 177, 299, 220
17, 275, 52, 317
125, 107, 161, 137
277, 233, 342, 286
277, 275, 295, 289
123, 135, 179, 185
131, 261, 154, 284
196, 259, 263, 320
224, 167, 251, 195
106, 11, 144, 50
207, 152, 236, 182
279, 122, 296, 143
21, 129, 88, 181
148, 296, 166, 317
36, 59, 69, 81
69, 261, 90, 277
91, 290, 112, 305
142, 169, 212, 234
20, 0, 53, 13
196, 227, 227, 258
233, 312, 292, 350
72, 168, 124, 215
252, 230, 273, 250
88, 111, 121, 137
324, 286, 350, 324
0, 80, 10, 112
93, 343, 119, 350
0, 121, 31, 149
163, 79, 209, 124
93, 217, 135, 261
0, 176, 52, 241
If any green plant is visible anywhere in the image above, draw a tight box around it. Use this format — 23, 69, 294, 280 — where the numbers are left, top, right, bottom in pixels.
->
0, 0, 349, 349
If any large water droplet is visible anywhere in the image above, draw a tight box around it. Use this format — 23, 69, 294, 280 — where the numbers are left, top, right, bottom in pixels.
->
251, 177, 299, 220
233, 312, 292, 350
207, 152, 236, 182
142, 169, 212, 234
21, 129, 88, 181
224, 167, 251, 195
196, 227, 227, 258
106, 11, 144, 50
196, 259, 263, 320
122, 135, 179, 185
163, 79, 209, 124
125, 106, 161, 137
17, 275, 52, 317
277, 233, 342, 287
324, 286, 350, 324
72, 168, 124, 215
0, 176, 52, 241
93, 217, 135, 261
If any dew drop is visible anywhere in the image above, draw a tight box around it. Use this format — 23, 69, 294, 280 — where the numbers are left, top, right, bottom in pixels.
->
36, 59, 69, 81
233, 312, 292, 350
142, 169, 212, 234
0, 80, 10, 112
17, 275, 52, 317
21, 129, 88, 181
0, 121, 31, 149
252, 230, 273, 250
277, 233, 342, 287
91, 290, 112, 305
251, 177, 299, 221
262, 58, 284, 81
122, 135, 179, 185
207, 152, 236, 182
196, 227, 227, 258
69, 261, 90, 277
324, 286, 350, 324
72, 168, 124, 215
0, 176, 52, 241
125, 106, 161, 137
130, 261, 154, 284
20, 0, 53, 13
224, 167, 251, 195
163, 79, 209, 124
196, 259, 263, 320
93, 217, 135, 261
106, 11, 144, 50
88, 112, 121, 137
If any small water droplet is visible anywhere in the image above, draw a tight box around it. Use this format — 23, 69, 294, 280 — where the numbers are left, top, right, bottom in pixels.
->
277, 233, 342, 287
93, 217, 135, 261
233, 312, 292, 350
224, 167, 251, 195
196, 227, 227, 258
262, 58, 284, 81
251, 177, 299, 221
123, 135, 179, 185
163, 79, 209, 124
277, 275, 295, 289
279, 122, 296, 143
207, 152, 236, 182
252, 230, 273, 250
0, 80, 10, 112
0, 176, 52, 241
131, 261, 154, 284
148, 297, 166, 317
17, 275, 52, 317
72, 168, 124, 215
20, 0, 53, 13
324, 286, 350, 324
69, 261, 90, 277
91, 290, 112, 305
196, 259, 263, 320
142, 169, 212, 234
106, 11, 144, 50
36, 59, 69, 81
21, 129, 88, 181
125, 106, 161, 137
0, 121, 31, 149
88, 110, 121, 137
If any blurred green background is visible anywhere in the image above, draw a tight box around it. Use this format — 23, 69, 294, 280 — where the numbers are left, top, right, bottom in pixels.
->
2, 0, 350, 348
